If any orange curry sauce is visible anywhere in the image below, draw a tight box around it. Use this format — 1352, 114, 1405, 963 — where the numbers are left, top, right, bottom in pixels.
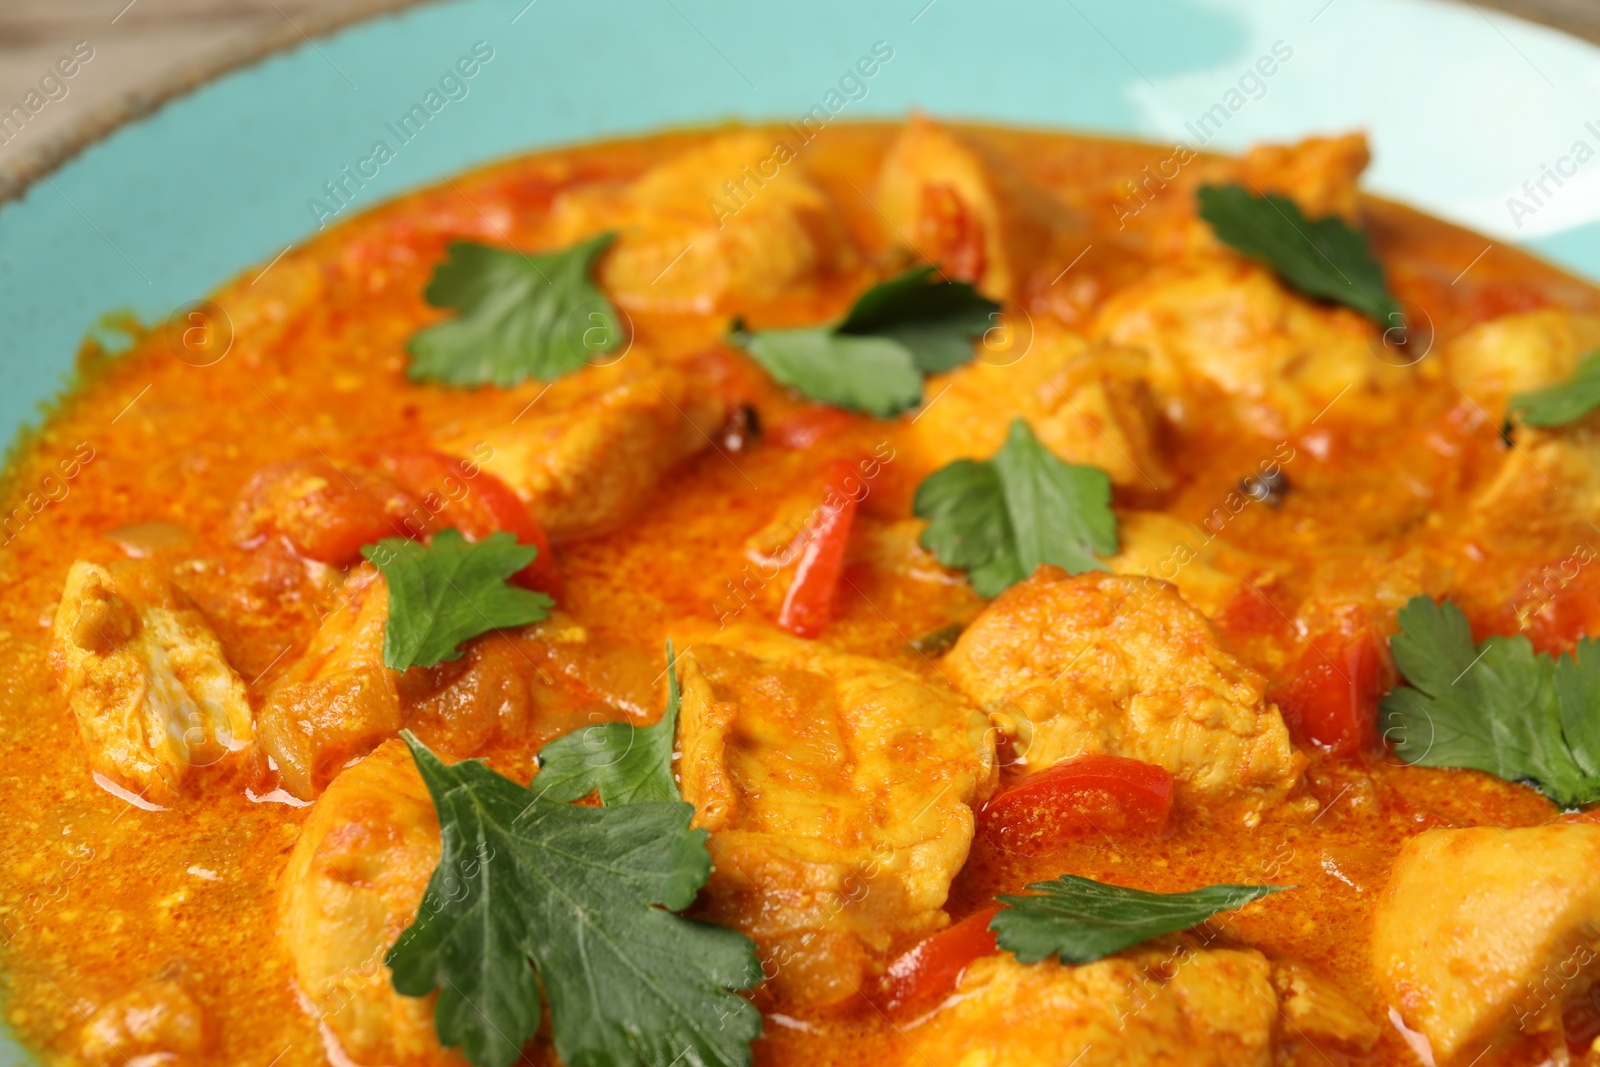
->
0, 122, 1596, 1067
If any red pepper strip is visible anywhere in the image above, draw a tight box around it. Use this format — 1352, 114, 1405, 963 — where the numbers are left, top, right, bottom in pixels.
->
1272, 630, 1387, 757
978, 753, 1174, 855
776, 459, 861, 638
879, 905, 1003, 1013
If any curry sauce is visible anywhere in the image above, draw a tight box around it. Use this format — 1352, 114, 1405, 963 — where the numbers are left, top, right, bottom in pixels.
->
2, 120, 1599, 1067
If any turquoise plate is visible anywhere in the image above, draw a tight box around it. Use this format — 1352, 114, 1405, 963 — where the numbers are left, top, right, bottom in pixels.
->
0, 0, 1597, 1060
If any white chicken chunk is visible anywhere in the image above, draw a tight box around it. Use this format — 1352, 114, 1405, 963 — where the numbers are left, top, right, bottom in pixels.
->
277, 738, 461, 1067
551, 132, 854, 313
436, 360, 726, 543
1372, 823, 1600, 1065
256, 566, 401, 800
907, 327, 1174, 492
676, 625, 996, 1006
894, 944, 1279, 1067
1272, 960, 1379, 1052
942, 568, 1302, 815
1447, 311, 1600, 560
876, 115, 1069, 301
50, 559, 253, 804
1448, 308, 1600, 409
1092, 260, 1402, 436
1466, 422, 1600, 556
1234, 132, 1372, 224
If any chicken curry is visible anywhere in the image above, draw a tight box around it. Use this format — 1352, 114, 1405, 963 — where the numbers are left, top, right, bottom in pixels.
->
4, 117, 1600, 1067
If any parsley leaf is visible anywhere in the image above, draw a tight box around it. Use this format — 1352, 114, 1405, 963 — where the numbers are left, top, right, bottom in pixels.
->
1509, 350, 1600, 427
991, 874, 1289, 965
1381, 596, 1600, 806
407, 233, 621, 387
739, 329, 923, 417
362, 530, 553, 670
1197, 183, 1400, 325
836, 265, 1000, 373
535, 641, 682, 805
732, 267, 1000, 416
388, 732, 764, 1067
914, 418, 1117, 597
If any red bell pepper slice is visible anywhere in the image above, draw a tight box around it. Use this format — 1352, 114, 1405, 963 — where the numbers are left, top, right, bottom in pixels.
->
978, 753, 1174, 855
879, 905, 1002, 1013
776, 459, 861, 638
1271, 630, 1388, 756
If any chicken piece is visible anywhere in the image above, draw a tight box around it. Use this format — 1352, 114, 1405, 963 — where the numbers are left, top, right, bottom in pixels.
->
1146, 133, 1372, 258
942, 568, 1302, 815
256, 566, 401, 800
676, 626, 996, 1006
277, 739, 463, 1067
551, 132, 853, 313
876, 115, 1069, 301
1373, 823, 1600, 1064
907, 326, 1174, 492
1235, 133, 1371, 223
1465, 418, 1600, 556
895, 944, 1278, 1067
1092, 260, 1401, 436
50, 560, 254, 804
1449, 314, 1600, 556
79, 978, 206, 1065
1448, 309, 1600, 409
1272, 960, 1379, 1052
435, 360, 725, 543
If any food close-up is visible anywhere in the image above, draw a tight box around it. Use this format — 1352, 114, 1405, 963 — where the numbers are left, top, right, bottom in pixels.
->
4, 3, 1600, 1066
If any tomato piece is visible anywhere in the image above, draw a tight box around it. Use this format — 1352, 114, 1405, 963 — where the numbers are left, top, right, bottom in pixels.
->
380, 451, 562, 597
1271, 631, 1389, 756
879, 905, 1002, 1012
234, 460, 412, 565
917, 182, 987, 284
1214, 576, 1296, 648
769, 405, 855, 450
776, 460, 861, 638
978, 754, 1173, 854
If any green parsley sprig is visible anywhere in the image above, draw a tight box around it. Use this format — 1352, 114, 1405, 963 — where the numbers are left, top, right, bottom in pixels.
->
992, 875, 1289, 965
1197, 183, 1400, 325
1381, 595, 1600, 806
387, 732, 763, 1067
730, 265, 999, 417
913, 418, 1117, 597
361, 530, 553, 670
407, 233, 622, 387
1509, 349, 1600, 428
535, 642, 683, 805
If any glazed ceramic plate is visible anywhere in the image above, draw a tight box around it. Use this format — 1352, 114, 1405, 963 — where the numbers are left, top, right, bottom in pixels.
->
0, 0, 1597, 1059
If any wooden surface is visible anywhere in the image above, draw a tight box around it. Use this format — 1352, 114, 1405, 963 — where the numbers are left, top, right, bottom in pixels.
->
0, 0, 1596, 181
0, 1, 330, 155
